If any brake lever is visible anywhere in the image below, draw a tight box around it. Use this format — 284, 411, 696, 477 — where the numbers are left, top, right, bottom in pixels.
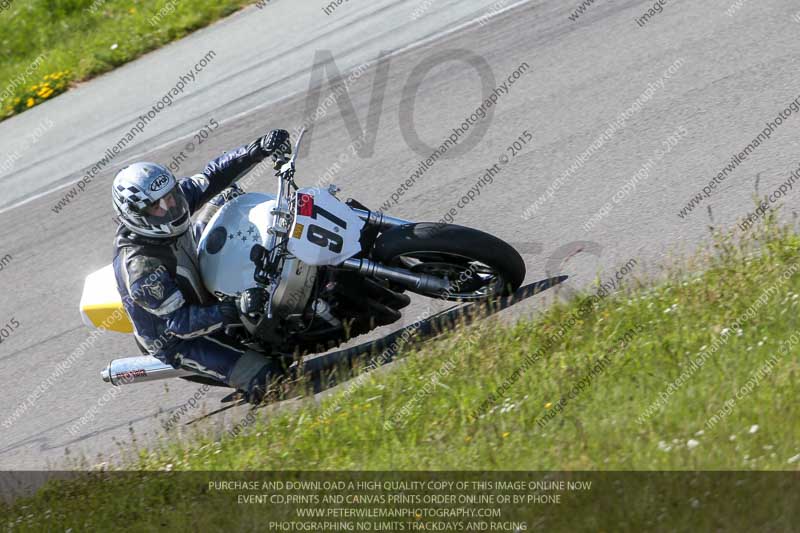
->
273, 156, 289, 171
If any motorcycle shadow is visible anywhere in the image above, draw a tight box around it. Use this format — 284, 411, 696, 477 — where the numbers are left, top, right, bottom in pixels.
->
295, 275, 569, 395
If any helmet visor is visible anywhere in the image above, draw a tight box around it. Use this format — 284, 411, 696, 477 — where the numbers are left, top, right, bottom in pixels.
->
143, 190, 190, 228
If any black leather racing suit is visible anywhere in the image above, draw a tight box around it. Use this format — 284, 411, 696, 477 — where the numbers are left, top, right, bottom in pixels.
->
113, 143, 275, 390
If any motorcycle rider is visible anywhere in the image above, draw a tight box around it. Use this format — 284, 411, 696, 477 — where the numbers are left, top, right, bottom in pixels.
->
111, 129, 292, 402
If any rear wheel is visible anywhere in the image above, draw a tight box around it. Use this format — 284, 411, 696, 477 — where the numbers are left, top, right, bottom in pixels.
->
372, 223, 526, 301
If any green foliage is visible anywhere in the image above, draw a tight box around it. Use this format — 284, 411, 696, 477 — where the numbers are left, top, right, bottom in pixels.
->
0, 0, 255, 120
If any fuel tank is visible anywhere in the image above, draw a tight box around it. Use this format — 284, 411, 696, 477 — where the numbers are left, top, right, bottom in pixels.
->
197, 192, 318, 315
197, 192, 279, 298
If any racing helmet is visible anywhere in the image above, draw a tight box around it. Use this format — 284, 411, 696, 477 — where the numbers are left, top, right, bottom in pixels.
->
112, 162, 190, 238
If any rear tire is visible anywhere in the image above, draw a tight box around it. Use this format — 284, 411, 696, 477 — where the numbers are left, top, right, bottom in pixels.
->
372, 223, 526, 300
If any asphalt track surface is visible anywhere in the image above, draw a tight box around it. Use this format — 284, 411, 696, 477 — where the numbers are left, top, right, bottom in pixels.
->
1, 0, 800, 471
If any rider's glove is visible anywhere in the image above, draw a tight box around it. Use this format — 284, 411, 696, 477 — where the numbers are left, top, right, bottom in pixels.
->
218, 300, 243, 325
248, 129, 291, 162
237, 287, 270, 319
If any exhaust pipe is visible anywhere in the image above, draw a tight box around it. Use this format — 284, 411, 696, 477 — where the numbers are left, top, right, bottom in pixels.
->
101, 356, 193, 386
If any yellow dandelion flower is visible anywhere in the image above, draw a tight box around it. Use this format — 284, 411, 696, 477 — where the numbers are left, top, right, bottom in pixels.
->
40, 88, 54, 99
545, 402, 553, 409
26, 98, 35, 108
129, 7, 136, 14
502, 432, 510, 438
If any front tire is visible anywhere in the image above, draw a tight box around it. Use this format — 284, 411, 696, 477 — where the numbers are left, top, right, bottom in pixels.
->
371, 223, 526, 300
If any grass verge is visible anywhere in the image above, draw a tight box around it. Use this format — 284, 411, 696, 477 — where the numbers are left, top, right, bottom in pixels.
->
0, 0, 261, 121
2, 220, 799, 529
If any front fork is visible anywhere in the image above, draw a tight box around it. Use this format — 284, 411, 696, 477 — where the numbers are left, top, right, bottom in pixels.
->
341, 208, 451, 293
351, 207, 411, 231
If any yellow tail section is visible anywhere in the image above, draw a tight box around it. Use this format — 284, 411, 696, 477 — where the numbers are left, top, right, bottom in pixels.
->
79, 264, 134, 334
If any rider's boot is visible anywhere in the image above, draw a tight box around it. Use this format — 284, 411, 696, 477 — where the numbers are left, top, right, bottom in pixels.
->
227, 350, 284, 404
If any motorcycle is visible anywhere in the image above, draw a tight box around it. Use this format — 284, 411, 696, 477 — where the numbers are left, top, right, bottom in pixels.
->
79, 130, 526, 390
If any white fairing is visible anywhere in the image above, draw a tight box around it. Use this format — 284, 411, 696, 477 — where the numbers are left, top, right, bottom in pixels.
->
287, 188, 365, 266
198, 192, 278, 297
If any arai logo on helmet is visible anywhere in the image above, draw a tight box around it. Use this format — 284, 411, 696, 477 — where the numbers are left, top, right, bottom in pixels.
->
150, 175, 171, 192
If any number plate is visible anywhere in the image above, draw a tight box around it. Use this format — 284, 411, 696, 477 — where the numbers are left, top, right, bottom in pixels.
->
287, 188, 365, 266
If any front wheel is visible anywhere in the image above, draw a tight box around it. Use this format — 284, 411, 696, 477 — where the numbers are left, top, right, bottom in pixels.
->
371, 223, 526, 301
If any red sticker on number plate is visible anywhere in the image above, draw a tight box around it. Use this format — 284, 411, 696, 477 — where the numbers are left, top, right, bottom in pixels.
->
298, 193, 314, 217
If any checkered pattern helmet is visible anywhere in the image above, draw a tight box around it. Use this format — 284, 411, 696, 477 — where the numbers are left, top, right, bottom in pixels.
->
112, 162, 191, 238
